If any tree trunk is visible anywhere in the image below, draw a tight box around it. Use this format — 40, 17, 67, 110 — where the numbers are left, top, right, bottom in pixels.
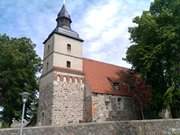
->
140, 106, 144, 120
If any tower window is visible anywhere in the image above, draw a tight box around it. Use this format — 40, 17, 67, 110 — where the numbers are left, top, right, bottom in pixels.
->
67, 44, 71, 52
46, 62, 49, 70
47, 45, 50, 53
66, 61, 71, 68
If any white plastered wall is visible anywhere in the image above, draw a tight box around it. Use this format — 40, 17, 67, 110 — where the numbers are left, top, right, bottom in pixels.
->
53, 34, 83, 71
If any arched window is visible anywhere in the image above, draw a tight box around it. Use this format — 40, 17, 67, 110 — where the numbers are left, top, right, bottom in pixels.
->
66, 61, 71, 68
67, 44, 71, 52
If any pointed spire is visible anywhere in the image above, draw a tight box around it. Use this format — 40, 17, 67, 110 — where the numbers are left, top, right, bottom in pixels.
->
56, 3, 72, 30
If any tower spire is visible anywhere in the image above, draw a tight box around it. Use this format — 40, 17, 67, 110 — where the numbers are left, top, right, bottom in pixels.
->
56, 2, 72, 30
43, 0, 83, 44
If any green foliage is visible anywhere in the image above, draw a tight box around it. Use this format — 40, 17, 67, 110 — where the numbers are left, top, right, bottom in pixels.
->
0, 34, 41, 127
125, 0, 180, 118
118, 70, 151, 119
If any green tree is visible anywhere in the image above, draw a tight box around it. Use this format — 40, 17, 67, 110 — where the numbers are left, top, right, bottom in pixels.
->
118, 70, 151, 119
125, 0, 180, 118
0, 34, 41, 127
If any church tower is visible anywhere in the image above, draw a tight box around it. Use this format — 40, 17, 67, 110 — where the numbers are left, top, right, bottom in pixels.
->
38, 3, 85, 126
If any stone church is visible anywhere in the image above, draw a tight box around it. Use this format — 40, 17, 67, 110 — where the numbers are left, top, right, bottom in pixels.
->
38, 3, 149, 126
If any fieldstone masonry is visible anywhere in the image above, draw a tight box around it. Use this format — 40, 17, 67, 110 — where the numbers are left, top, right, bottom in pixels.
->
92, 94, 139, 122
52, 73, 85, 126
38, 70, 140, 126
38, 71, 85, 126
38, 73, 54, 125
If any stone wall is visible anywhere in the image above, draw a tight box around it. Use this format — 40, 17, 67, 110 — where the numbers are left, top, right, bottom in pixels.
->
92, 94, 139, 122
52, 73, 85, 126
38, 70, 85, 126
83, 84, 92, 122
38, 71, 140, 126
38, 72, 55, 125
0, 119, 180, 135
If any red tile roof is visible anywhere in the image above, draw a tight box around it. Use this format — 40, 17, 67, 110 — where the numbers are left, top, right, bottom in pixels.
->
83, 58, 132, 96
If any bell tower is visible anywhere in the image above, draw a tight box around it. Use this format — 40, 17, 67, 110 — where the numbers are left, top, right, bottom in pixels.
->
38, 3, 85, 126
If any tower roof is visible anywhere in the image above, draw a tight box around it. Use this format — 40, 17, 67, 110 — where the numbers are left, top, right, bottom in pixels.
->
43, 2, 84, 44
57, 4, 72, 22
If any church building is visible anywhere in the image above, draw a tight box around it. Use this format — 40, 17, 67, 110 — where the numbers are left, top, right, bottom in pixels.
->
38, 3, 149, 126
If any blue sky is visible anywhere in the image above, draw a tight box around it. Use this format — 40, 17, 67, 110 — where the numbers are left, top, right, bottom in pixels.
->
0, 0, 153, 68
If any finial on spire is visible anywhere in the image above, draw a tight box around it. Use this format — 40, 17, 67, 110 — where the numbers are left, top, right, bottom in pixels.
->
63, 0, 66, 5
56, 1, 72, 29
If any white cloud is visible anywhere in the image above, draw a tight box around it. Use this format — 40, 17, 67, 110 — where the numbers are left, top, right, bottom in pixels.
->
0, 0, 151, 68
74, 0, 151, 68
79, 0, 121, 40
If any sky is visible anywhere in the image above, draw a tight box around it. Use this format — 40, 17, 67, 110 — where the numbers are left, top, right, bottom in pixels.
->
0, 0, 153, 68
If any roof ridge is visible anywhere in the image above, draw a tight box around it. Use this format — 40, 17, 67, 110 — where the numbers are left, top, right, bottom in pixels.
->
83, 57, 128, 70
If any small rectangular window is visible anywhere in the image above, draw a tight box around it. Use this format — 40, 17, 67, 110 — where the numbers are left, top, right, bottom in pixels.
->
113, 82, 120, 90
47, 45, 50, 53
117, 98, 121, 102
67, 44, 71, 52
46, 62, 49, 70
67, 61, 71, 68
116, 98, 123, 111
